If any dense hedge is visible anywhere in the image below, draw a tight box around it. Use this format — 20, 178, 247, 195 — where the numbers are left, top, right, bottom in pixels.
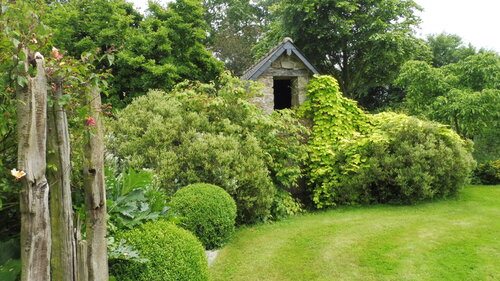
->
108, 74, 307, 224
337, 113, 476, 204
303, 75, 476, 206
170, 183, 237, 249
110, 220, 208, 281
474, 159, 500, 185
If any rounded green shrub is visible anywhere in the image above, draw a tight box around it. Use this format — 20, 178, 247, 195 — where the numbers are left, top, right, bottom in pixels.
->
170, 183, 237, 249
474, 159, 500, 185
110, 220, 208, 281
335, 113, 476, 204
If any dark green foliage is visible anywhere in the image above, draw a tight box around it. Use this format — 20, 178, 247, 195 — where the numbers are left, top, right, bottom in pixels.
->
110, 220, 208, 281
474, 160, 500, 185
204, 0, 272, 75
108, 74, 308, 224
170, 183, 237, 249
427, 33, 476, 67
45, 0, 223, 107
0, 238, 20, 281
260, 0, 425, 100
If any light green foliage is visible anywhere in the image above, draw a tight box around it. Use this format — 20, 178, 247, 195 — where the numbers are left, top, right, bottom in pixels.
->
170, 183, 237, 249
396, 52, 500, 130
210, 186, 500, 281
338, 113, 476, 204
301, 75, 370, 207
303, 75, 475, 207
396, 52, 500, 162
260, 0, 425, 99
107, 237, 148, 265
254, 109, 310, 190
395, 60, 451, 115
270, 189, 303, 221
46, 0, 223, 107
110, 220, 208, 281
105, 168, 172, 265
445, 52, 500, 91
109, 74, 307, 224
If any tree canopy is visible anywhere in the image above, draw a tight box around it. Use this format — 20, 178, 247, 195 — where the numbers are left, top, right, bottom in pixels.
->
46, 0, 223, 106
259, 0, 425, 100
427, 33, 477, 67
203, 0, 272, 75
396, 51, 500, 161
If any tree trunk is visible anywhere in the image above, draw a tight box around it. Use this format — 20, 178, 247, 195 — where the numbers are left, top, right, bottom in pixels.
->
341, 47, 351, 98
17, 51, 51, 281
47, 78, 77, 281
83, 86, 108, 281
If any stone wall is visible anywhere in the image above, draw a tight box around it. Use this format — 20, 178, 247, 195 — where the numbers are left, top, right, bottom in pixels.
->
253, 75, 274, 114
251, 53, 311, 114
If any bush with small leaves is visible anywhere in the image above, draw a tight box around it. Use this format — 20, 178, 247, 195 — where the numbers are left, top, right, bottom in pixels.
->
338, 113, 477, 204
474, 159, 500, 185
108, 74, 308, 224
303, 75, 476, 207
110, 220, 208, 281
170, 183, 237, 249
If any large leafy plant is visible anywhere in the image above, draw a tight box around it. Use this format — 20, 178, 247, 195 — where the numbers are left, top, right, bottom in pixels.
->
105, 168, 170, 233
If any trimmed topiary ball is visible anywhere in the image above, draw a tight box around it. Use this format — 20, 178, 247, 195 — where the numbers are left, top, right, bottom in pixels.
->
110, 220, 208, 281
170, 183, 237, 249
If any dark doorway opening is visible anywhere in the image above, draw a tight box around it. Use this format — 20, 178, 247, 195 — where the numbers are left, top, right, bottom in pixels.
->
274, 79, 292, 110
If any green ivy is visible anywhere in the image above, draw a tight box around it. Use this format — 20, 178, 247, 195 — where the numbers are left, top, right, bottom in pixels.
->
301, 75, 371, 208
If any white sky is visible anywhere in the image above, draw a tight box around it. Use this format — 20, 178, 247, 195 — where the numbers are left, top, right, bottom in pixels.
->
415, 0, 500, 52
129, 0, 500, 53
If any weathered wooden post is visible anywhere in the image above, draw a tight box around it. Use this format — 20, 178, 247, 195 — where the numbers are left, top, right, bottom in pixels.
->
83, 86, 108, 281
17, 51, 51, 281
47, 77, 77, 281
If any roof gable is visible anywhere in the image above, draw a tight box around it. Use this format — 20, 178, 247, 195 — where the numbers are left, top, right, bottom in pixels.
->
241, 37, 319, 81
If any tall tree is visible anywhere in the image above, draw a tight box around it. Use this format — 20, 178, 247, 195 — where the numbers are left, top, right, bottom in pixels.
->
427, 33, 476, 67
204, 0, 271, 75
262, 0, 424, 100
395, 51, 500, 161
45, 0, 223, 107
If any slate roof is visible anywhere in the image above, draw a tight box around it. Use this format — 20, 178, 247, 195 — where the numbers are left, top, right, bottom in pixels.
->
241, 37, 320, 81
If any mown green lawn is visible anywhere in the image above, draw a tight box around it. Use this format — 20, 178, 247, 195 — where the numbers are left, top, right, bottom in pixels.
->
210, 185, 500, 281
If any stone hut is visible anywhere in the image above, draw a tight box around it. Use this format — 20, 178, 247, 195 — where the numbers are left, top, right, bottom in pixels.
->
241, 37, 319, 114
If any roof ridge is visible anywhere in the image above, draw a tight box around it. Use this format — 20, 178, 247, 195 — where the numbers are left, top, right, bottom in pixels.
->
241, 38, 319, 81
241, 39, 288, 79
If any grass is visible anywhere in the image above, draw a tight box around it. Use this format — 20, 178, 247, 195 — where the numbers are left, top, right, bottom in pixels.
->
209, 185, 500, 281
